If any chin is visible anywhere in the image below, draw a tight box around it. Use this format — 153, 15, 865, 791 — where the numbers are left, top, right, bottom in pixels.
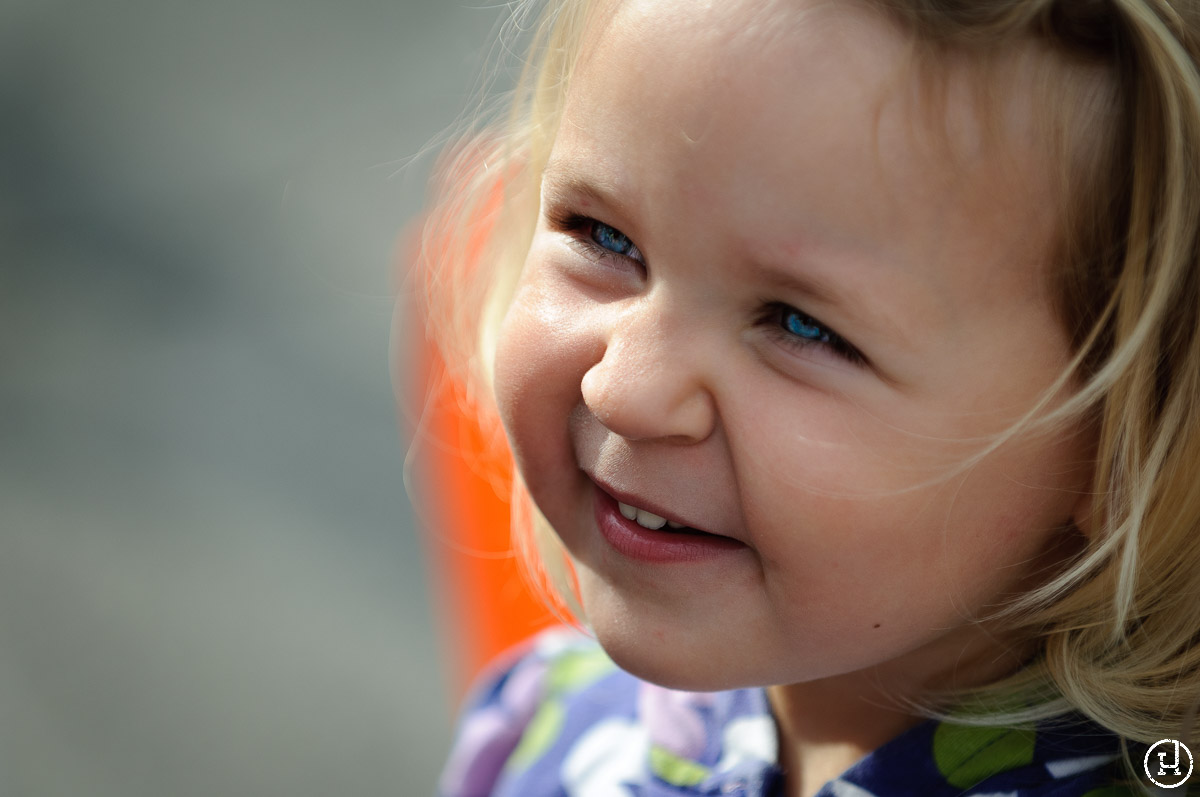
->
601, 639, 720, 691
584, 613, 752, 693
574, 571, 769, 692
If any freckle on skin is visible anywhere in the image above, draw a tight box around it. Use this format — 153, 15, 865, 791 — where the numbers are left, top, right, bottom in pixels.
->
873, 623, 881, 629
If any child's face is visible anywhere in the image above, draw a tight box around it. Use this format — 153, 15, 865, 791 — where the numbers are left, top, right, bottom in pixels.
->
494, 0, 1094, 695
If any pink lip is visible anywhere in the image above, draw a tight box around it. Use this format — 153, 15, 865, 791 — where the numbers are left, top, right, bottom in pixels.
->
592, 485, 746, 564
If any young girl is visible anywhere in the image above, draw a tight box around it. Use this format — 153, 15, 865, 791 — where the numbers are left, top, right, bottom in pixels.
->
415, 0, 1200, 794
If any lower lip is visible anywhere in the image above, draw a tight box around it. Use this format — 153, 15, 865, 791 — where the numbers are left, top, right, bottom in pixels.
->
593, 486, 747, 564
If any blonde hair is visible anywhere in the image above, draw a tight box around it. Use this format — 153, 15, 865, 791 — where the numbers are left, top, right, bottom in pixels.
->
415, 0, 1200, 783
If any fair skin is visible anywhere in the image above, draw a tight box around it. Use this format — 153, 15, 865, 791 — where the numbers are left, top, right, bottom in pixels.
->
493, 1, 1095, 795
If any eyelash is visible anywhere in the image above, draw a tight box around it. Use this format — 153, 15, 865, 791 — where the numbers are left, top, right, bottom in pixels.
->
545, 210, 864, 365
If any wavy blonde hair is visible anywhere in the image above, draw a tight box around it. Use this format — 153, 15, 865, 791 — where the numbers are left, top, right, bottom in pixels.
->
416, 0, 1200, 785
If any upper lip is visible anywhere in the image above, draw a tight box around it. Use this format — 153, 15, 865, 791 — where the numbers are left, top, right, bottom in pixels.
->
588, 473, 715, 534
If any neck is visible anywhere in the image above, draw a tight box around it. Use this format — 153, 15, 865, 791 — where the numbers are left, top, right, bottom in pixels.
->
767, 676, 921, 797
767, 628, 1034, 797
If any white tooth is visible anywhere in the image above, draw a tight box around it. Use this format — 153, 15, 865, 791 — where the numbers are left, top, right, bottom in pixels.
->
635, 509, 667, 530
666, 520, 686, 529
618, 501, 638, 520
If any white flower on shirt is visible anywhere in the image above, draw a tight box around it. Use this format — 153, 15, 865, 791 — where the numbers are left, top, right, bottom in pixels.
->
716, 715, 778, 773
561, 717, 649, 797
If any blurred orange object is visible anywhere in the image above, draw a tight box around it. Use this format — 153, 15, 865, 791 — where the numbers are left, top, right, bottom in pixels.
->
401, 161, 567, 701
411, 349, 563, 700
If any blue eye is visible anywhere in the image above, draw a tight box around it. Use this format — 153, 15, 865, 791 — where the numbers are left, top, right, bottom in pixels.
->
591, 222, 637, 257
544, 209, 645, 267
784, 309, 831, 342
767, 303, 863, 364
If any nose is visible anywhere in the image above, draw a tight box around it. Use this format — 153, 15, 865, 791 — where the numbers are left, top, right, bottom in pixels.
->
580, 309, 717, 444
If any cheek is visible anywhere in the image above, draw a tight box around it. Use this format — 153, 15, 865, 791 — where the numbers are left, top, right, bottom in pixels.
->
737, 402, 1088, 601
492, 277, 600, 483
494, 286, 558, 465
493, 287, 546, 432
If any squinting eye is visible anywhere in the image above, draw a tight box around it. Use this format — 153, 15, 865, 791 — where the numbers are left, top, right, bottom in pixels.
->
784, 310, 828, 342
766, 303, 864, 365
543, 209, 646, 267
591, 221, 637, 258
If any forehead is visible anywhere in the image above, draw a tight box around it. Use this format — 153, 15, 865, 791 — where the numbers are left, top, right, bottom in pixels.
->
570, 0, 901, 176
554, 0, 1059, 309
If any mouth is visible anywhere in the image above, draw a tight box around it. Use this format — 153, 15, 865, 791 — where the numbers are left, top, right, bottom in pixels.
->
590, 481, 746, 564
597, 481, 708, 534
615, 498, 693, 531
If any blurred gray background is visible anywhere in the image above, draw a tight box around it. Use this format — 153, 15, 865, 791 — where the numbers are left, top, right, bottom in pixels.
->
0, 1, 507, 794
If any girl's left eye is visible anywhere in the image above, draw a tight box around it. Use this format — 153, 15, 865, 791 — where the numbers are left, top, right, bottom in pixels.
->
763, 303, 864, 365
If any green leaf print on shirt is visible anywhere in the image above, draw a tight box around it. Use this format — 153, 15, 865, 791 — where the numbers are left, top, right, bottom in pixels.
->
932, 722, 1036, 789
546, 647, 617, 693
509, 700, 567, 770
649, 745, 711, 787
506, 643, 618, 772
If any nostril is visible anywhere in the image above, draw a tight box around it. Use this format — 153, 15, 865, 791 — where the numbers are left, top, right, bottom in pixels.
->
580, 354, 641, 426
580, 355, 716, 444
580, 364, 611, 421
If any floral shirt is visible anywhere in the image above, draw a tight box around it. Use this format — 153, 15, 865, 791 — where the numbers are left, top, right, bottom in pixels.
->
439, 628, 1134, 797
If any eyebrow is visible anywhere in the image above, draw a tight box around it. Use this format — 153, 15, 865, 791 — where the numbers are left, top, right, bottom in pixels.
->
540, 160, 633, 218
752, 263, 847, 315
758, 255, 914, 349
749, 246, 920, 369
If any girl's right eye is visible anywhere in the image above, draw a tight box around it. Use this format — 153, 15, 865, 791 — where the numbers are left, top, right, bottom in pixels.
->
547, 210, 645, 267
590, 221, 641, 259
